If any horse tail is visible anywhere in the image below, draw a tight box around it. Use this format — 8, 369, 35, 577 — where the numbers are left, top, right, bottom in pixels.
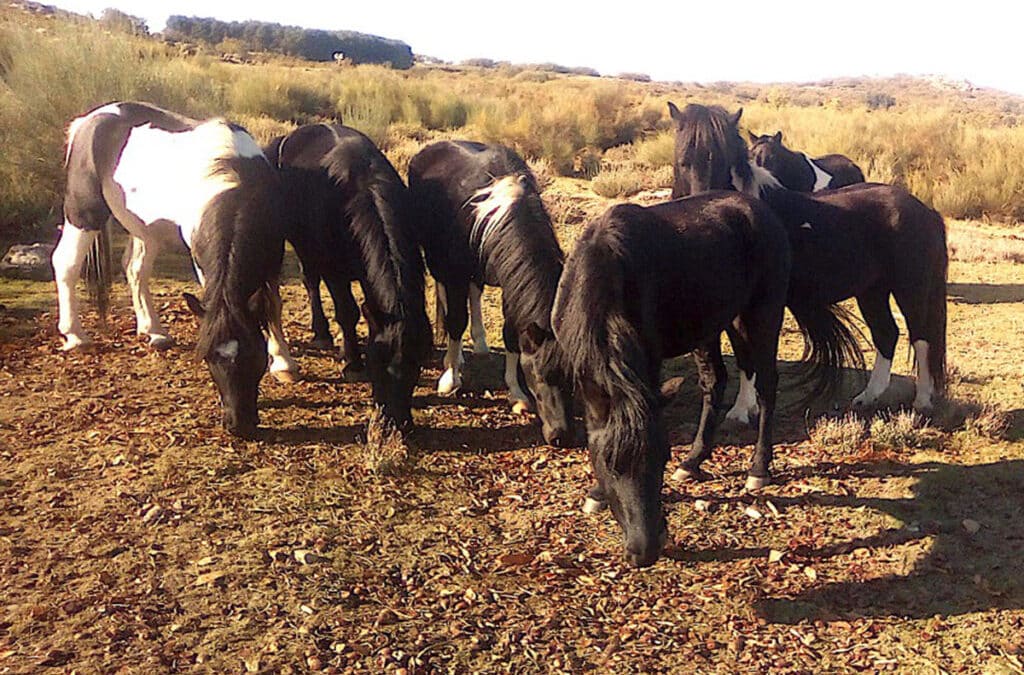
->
553, 207, 658, 472
83, 218, 114, 326
786, 293, 865, 403
925, 212, 948, 396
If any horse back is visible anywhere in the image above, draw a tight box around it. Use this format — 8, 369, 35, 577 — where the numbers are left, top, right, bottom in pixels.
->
814, 154, 866, 188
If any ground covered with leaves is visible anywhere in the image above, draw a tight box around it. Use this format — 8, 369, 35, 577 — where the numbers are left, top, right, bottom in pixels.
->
1, 227, 1023, 672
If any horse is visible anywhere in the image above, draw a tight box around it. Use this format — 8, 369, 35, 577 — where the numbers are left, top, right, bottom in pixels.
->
747, 130, 865, 192
265, 123, 431, 430
553, 192, 799, 566
54, 101, 300, 437
407, 140, 573, 447
669, 102, 947, 417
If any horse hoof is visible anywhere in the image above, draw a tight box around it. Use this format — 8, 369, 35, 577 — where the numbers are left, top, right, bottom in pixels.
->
61, 335, 90, 351
437, 370, 461, 396
148, 335, 173, 350
582, 497, 607, 514
511, 399, 532, 415
309, 337, 334, 350
272, 368, 302, 384
672, 466, 706, 482
341, 365, 367, 383
744, 475, 768, 492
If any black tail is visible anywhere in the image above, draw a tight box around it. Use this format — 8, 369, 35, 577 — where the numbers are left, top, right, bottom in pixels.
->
552, 209, 658, 473
787, 294, 865, 403
925, 215, 948, 396
84, 217, 113, 326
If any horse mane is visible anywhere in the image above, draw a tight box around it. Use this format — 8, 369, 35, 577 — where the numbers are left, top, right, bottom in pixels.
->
469, 157, 564, 333
553, 205, 665, 473
193, 156, 284, 360
321, 135, 430, 353
675, 103, 752, 187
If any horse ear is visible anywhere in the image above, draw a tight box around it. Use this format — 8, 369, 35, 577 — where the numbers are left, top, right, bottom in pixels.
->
773, 131, 783, 143
520, 322, 550, 355
183, 292, 205, 319
667, 101, 683, 125
730, 108, 743, 126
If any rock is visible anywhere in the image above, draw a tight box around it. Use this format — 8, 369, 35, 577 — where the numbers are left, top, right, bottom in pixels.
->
1, 243, 55, 281
962, 519, 981, 534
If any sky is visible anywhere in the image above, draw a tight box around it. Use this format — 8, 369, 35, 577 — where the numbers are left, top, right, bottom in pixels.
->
48, 1, 1024, 95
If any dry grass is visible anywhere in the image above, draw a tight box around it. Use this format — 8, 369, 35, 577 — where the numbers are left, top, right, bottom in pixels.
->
869, 411, 934, 450
808, 413, 867, 454
361, 407, 410, 475
947, 221, 1024, 263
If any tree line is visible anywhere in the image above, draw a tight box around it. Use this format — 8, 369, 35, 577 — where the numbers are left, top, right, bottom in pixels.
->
163, 15, 414, 69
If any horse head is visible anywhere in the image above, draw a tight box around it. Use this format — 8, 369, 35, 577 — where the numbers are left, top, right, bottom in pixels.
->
518, 322, 574, 447
668, 102, 748, 197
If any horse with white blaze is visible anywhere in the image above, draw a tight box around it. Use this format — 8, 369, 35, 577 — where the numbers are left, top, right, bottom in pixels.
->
54, 101, 299, 437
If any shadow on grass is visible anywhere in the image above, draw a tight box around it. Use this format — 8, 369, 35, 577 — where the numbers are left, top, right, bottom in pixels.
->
749, 459, 1024, 622
948, 282, 1024, 305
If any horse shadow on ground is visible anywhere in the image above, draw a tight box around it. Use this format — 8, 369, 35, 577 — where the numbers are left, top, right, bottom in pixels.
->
739, 458, 1024, 622
948, 282, 1024, 305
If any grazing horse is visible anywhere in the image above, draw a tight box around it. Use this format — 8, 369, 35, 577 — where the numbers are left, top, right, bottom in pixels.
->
669, 102, 947, 415
407, 140, 573, 446
55, 101, 299, 437
553, 193, 798, 566
266, 124, 431, 429
747, 129, 865, 192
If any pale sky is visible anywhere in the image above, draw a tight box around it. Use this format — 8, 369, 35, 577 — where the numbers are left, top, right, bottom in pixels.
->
50, 1, 1023, 95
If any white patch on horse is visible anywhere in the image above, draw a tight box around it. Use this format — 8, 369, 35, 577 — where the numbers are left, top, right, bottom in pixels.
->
111, 120, 255, 248
734, 161, 782, 199
437, 337, 464, 395
804, 154, 833, 191
912, 340, 935, 411
469, 283, 489, 354
215, 339, 239, 360
726, 372, 759, 424
505, 352, 529, 404
853, 351, 892, 407
65, 102, 122, 164
469, 175, 525, 252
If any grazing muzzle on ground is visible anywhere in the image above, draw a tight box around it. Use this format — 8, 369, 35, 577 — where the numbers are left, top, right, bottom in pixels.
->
519, 324, 575, 447
206, 335, 267, 439
365, 331, 423, 432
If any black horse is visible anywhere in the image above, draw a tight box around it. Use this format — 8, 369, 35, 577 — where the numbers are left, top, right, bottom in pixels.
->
266, 123, 431, 430
407, 140, 573, 446
669, 102, 947, 417
553, 192, 858, 567
747, 129, 864, 192
56, 101, 297, 438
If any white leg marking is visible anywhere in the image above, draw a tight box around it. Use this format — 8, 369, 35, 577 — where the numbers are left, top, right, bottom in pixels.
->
912, 340, 934, 411
853, 350, 893, 407
437, 337, 464, 395
266, 284, 300, 382
725, 372, 759, 424
124, 235, 170, 346
505, 351, 530, 406
52, 221, 98, 350
469, 283, 489, 354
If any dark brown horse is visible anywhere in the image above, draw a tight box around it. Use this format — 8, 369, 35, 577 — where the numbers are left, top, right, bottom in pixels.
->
670, 102, 947, 418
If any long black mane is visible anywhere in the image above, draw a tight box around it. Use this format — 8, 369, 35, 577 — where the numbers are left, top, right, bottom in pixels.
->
669, 102, 750, 197
192, 156, 285, 359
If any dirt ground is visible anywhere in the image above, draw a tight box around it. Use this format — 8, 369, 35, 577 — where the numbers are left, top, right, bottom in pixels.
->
1, 203, 1023, 673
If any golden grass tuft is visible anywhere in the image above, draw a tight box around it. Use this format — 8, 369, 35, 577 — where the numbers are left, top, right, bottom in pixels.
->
808, 414, 867, 455
361, 408, 410, 476
869, 410, 934, 450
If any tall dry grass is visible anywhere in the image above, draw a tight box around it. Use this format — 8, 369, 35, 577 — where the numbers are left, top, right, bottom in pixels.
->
2, 7, 1023, 241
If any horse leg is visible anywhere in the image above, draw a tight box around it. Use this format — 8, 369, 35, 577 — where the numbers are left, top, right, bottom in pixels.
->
469, 282, 490, 354
124, 234, 172, 349
852, 287, 898, 409
737, 307, 783, 491
501, 317, 532, 414
724, 324, 759, 426
892, 285, 936, 413
52, 221, 99, 350
437, 281, 468, 395
265, 282, 301, 383
673, 337, 727, 482
326, 277, 364, 379
304, 270, 333, 349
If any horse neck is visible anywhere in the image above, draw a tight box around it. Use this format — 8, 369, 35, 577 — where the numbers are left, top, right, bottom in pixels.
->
486, 212, 563, 331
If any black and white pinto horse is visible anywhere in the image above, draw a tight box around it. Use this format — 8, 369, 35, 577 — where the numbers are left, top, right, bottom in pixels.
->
553, 193, 795, 566
747, 129, 865, 192
407, 141, 573, 446
265, 124, 431, 430
669, 102, 947, 417
54, 101, 299, 437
